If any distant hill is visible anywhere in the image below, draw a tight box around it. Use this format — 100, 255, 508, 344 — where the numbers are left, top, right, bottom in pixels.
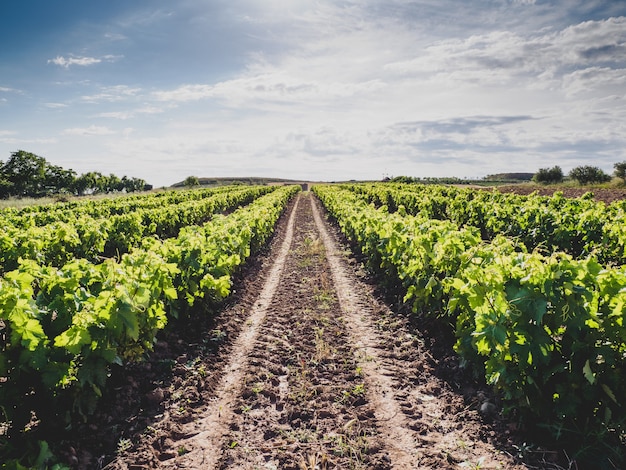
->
171, 177, 305, 188
483, 173, 534, 181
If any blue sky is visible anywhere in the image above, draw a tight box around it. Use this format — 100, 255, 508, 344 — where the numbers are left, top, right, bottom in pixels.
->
1, 0, 625, 187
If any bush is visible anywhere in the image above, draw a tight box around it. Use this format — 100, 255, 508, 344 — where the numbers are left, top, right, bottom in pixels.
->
569, 166, 611, 185
614, 161, 626, 183
533, 166, 563, 184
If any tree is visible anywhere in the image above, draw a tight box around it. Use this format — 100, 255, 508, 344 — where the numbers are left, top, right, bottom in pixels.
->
0, 150, 48, 197
106, 173, 123, 193
183, 176, 200, 188
44, 164, 76, 195
533, 166, 563, 184
568, 165, 611, 185
121, 176, 147, 193
614, 161, 626, 183
0, 150, 150, 198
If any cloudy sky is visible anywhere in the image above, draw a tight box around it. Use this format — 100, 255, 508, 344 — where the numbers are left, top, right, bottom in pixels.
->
1, 1, 625, 186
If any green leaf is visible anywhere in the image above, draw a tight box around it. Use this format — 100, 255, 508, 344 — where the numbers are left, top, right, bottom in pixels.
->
601, 384, 618, 404
163, 287, 178, 300
19, 318, 47, 351
492, 325, 507, 345
54, 326, 92, 355
117, 302, 139, 341
582, 360, 595, 385
34, 440, 55, 467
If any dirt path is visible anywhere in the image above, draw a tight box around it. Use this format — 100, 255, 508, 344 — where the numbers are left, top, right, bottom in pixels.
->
103, 192, 527, 469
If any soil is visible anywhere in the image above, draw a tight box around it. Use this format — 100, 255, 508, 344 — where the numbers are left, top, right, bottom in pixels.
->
493, 185, 626, 204
50, 192, 562, 469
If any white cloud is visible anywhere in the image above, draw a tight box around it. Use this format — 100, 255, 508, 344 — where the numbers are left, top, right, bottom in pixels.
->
104, 32, 127, 41
5, 2, 626, 186
81, 85, 141, 103
114, 11, 624, 184
62, 125, 115, 136
47, 54, 122, 68
384, 16, 626, 87
48, 56, 102, 68
562, 67, 626, 96
153, 84, 213, 103
0, 131, 57, 145
94, 106, 163, 120
44, 102, 69, 109
153, 74, 386, 107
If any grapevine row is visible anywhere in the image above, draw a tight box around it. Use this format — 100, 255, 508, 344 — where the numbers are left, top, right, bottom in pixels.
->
0, 185, 300, 440
0, 186, 237, 228
314, 184, 626, 455
0, 185, 275, 273
340, 183, 626, 265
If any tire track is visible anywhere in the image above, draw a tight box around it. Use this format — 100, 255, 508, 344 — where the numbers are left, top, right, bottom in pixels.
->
214, 192, 392, 469
161, 195, 300, 468
310, 195, 422, 469
310, 194, 526, 469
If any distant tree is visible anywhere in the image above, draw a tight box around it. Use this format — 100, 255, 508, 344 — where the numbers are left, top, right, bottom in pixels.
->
569, 165, 611, 185
0, 150, 150, 198
614, 161, 626, 183
389, 176, 416, 184
532, 166, 563, 184
0, 175, 12, 197
183, 176, 200, 188
122, 177, 147, 193
106, 173, 123, 192
44, 164, 76, 195
73, 171, 104, 195
0, 150, 48, 197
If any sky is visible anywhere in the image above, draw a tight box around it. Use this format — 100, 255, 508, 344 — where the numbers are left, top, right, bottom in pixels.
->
0, 0, 625, 187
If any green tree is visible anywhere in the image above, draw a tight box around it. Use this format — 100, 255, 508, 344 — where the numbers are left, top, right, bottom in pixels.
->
569, 165, 611, 185
121, 176, 147, 192
44, 164, 76, 195
0, 150, 150, 198
614, 161, 626, 183
183, 175, 200, 188
106, 173, 123, 192
0, 150, 48, 197
533, 166, 563, 184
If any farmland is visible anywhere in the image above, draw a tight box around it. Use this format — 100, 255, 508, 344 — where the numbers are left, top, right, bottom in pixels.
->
1, 183, 625, 469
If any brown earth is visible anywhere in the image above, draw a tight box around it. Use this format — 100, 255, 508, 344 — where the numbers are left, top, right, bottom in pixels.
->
52, 192, 567, 469
492, 185, 626, 204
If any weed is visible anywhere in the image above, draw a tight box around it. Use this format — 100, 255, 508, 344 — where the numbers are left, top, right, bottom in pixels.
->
117, 438, 132, 454
328, 419, 370, 469
339, 383, 366, 404
299, 452, 329, 470
210, 328, 227, 342
314, 327, 333, 362
460, 457, 485, 469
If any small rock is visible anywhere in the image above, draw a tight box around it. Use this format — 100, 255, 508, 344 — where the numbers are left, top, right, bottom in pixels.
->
146, 388, 165, 405
479, 401, 497, 417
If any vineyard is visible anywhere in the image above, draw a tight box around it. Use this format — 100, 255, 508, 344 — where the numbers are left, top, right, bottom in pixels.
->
314, 183, 626, 464
0, 184, 300, 467
1, 182, 625, 469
